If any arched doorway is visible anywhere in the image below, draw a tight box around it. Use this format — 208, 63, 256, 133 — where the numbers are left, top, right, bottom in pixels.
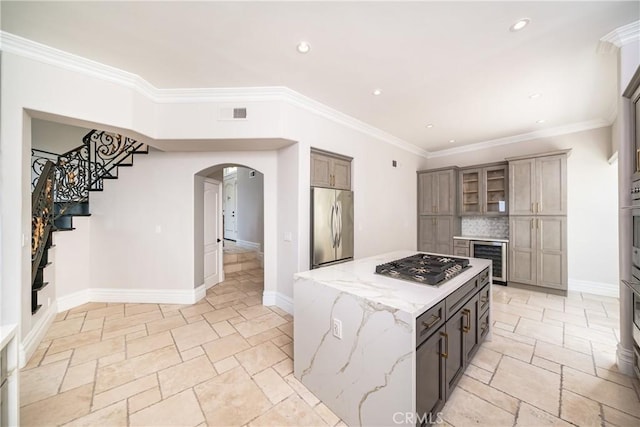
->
195, 163, 265, 296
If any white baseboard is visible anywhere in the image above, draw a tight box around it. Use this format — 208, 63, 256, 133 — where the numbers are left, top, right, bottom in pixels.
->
20, 301, 58, 367
235, 239, 261, 251
57, 289, 91, 312
57, 286, 205, 313
568, 279, 619, 298
262, 291, 293, 315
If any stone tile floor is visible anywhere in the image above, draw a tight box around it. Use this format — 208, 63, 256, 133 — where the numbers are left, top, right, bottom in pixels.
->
20, 270, 640, 426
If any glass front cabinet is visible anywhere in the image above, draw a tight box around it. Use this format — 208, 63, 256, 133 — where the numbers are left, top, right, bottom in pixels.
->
459, 164, 508, 216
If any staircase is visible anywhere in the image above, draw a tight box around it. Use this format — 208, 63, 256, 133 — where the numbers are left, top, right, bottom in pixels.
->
30, 130, 147, 314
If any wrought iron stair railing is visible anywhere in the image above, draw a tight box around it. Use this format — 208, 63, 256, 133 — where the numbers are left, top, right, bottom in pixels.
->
30, 129, 147, 314
31, 160, 55, 314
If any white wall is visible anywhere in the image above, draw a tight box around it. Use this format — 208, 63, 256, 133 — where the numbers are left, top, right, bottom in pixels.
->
236, 167, 264, 249
427, 127, 619, 290
31, 119, 89, 154
88, 150, 278, 293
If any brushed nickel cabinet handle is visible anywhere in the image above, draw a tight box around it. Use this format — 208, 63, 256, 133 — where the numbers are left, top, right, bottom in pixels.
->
440, 331, 448, 359
422, 314, 441, 330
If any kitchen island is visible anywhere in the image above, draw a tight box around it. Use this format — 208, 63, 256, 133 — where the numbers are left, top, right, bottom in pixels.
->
293, 251, 492, 427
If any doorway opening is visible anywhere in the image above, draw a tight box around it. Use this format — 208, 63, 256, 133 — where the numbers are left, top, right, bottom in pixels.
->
198, 164, 265, 293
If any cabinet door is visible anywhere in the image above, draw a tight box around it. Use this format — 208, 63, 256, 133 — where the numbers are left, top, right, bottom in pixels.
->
418, 173, 437, 215
484, 165, 508, 216
436, 170, 456, 215
311, 153, 332, 188
418, 216, 437, 252
435, 217, 453, 255
416, 326, 446, 422
463, 295, 480, 361
459, 169, 482, 216
536, 155, 567, 215
509, 216, 537, 285
509, 159, 536, 215
332, 158, 351, 190
444, 311, 465, 400
537, 216, 567, 290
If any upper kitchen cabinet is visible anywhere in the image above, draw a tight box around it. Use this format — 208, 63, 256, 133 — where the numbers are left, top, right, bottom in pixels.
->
418, 168, 457, 215
508, 151, 569, 216
459, 164, 508, 216
311, 149, 352, 190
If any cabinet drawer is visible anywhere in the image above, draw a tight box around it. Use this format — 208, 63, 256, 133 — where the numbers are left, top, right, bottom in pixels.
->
478, 309, 490, 342
478, 267, 490, 288
478, 283, 490, 314
453, 247, 469, 257
416, 301, 446, 346
445, 277, 477, 320
453, 239, 470, 248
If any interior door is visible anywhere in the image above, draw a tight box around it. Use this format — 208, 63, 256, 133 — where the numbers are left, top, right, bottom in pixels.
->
204, 179, 222, 287
223, 175, 237, 240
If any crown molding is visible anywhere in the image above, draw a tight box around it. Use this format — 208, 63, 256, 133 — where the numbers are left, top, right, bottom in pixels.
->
427, 119, 610, 159
599, 20, 640, 51
0, 31, 428, 158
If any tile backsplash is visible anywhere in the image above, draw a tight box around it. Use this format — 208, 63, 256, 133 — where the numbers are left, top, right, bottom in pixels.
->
461, 217, 509, 238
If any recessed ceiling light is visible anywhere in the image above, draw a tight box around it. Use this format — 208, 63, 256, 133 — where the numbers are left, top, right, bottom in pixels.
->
426, 124, 434, 128
372, 89, 382, 96
510, 18, 530, 32
296, 41, 311, 54
449, 139, 456, 143
536, 119, 545, 124
529, 93, 541, 99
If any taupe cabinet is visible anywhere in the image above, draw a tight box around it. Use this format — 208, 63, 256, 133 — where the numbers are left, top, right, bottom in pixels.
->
508, 151, 569, 291
509, 216, 567, 290
419, 216, 458, 254
311, 150, 351, 190
418, 168, 460, 255
459, 164, 508, 216
419, 169, 456, 215
509, 154, 567, 215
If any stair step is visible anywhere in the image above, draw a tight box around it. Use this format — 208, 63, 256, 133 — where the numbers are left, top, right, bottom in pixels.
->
55, 201, 90, 216
32, 304, 42, 315
32, 281, 49, 292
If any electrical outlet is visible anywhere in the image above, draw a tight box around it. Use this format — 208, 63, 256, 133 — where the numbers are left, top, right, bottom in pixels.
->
332, 318, 342, 339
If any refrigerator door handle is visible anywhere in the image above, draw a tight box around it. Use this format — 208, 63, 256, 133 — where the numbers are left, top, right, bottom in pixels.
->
335, 202, 342, 247
330, 204, 336, 248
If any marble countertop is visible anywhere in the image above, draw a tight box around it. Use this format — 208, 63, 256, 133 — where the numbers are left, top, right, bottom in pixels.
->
295, 251, 491, 317
453, 235, 509, 243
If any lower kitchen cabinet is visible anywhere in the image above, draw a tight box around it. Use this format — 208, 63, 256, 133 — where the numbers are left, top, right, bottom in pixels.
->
418, 216, 460, 255
509, 216, 567, 290
415, 270, 490, 425
416, 325, 446, 420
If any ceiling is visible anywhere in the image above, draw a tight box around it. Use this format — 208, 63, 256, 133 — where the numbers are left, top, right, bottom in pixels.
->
2, 1, 638, 153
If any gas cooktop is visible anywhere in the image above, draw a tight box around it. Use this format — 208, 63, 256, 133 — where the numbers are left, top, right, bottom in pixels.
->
375, 253, 470, 286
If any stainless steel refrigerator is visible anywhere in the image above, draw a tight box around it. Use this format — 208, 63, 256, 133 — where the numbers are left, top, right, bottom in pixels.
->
311, 187, 354, 268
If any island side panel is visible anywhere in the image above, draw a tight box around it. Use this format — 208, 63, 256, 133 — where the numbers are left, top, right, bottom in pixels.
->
294, 276, 414, 427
